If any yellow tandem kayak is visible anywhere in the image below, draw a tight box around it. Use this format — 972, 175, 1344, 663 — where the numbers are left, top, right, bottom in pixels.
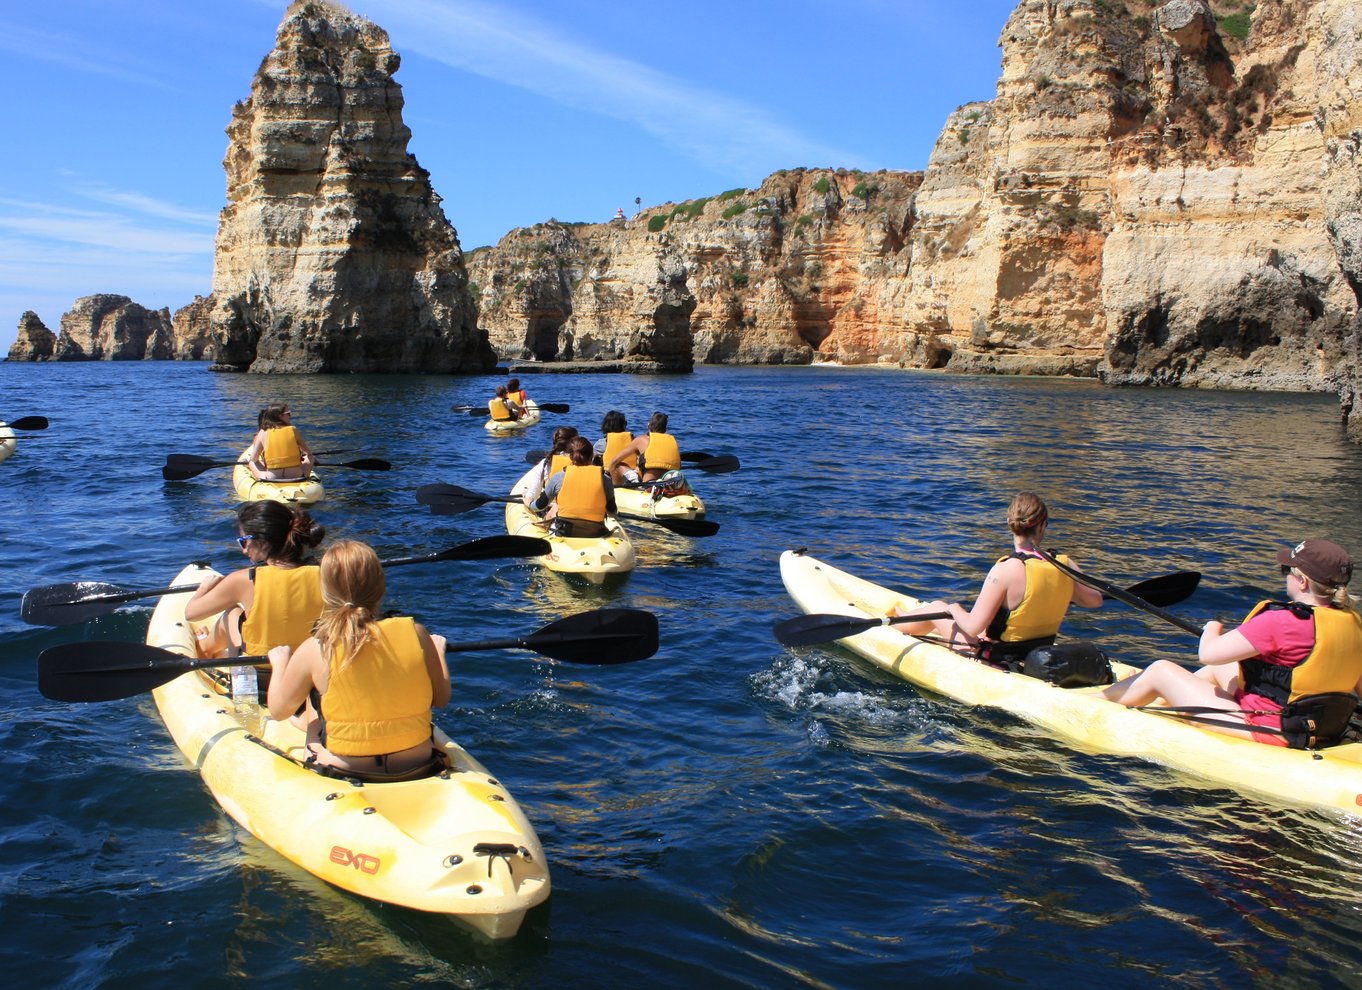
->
146, 564, 551, 937
505, 466, 636, 584
779, 549, 1362, 817
231, 447, 324, 504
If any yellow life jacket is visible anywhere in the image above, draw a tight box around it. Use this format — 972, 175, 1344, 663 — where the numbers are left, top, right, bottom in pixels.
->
645, 432, 681, 472
241, 564, 323, 655
1239, 601, 1362, 705
989, 551, 1074, 644
488, 397, 513, 421
320, 617, 432, 757
556, 465, 608, 522
262, 425, 303, 470
550, 453, 572, 478
603, 432, 637, 470
508, 389, 528, 408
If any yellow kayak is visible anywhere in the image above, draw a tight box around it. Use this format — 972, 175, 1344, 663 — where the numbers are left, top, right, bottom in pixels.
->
613, 482, 705, 520
485, 399, 541, 434
232, 446, 324, 504
505, 466, 635, 583
147, 564, 551, 937
779, 549, 1362, 816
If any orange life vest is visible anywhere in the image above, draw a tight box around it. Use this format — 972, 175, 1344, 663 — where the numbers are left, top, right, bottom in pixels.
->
645, 432, 681, 472
556, 465, 608, 522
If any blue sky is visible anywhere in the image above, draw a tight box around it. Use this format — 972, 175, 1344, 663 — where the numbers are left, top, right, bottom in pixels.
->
0, 0, 1018, 352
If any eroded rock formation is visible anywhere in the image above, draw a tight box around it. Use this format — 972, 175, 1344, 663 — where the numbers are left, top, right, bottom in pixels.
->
172, 295, 216, 360
473, 0, 1362, 407
38, 295, 175, 361
7, 312, 56, 361
208, 0, 493, 373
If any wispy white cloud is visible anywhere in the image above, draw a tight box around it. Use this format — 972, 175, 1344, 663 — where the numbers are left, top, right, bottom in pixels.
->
0, 22, 175, 89
358, 0, 866, 174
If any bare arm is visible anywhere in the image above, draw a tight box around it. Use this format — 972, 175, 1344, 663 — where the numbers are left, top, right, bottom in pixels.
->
947, 561, 1013, 639
416, 624, 452, 709
1063, 556, 1105, 609
185, 568, 253, 622
608, 436, 646, 472
267, 638, 319, 720
1198, 621, 1258, 666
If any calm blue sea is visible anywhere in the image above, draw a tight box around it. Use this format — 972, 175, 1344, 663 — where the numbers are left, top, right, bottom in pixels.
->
3, 361, 1362, 989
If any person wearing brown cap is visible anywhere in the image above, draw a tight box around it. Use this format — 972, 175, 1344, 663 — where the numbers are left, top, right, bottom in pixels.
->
1104, 538, 1362, 748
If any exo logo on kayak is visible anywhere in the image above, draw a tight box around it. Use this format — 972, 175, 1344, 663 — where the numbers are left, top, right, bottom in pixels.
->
330, 845, 381, 874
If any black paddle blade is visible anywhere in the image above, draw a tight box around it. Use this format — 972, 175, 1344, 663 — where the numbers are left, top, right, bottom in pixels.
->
39, 642, 198, 702
1113, 571, 1201, 608
680, 451, 715, 463
773, 610, 953, 647
691, 455, 740, 474
524, 608, 658, 664
774, 612, 883, 646
537, 403, 570, 414
524, 449, 548, 464
325, 458, 390, 471
8, 416, 49, 431
618, 513, 720, 537
426, 535, 551, 562
23, 582, 131, 626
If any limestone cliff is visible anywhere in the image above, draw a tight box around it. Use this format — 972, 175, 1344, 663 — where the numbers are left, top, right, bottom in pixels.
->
172, 295, 216, 360
208, 0, 493, 374
473, 0, 1362, 404
7, 312, 56, 361
34, 295, 175, 361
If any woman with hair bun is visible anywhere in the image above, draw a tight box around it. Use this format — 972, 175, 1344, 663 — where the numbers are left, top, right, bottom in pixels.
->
1104, 539, 1362, 746
893, 492, 1103, 662
185, 500, 327, 657
266, 540, 451, 778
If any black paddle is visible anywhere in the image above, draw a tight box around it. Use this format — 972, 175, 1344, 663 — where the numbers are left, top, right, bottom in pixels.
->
416, 484, 721, 537
162, 455, 391, 481
526, 449, 740, 476
773, 571, 1202, 647
21, 535, 554, 627
453, 402, 570, 415
38, 607, 660, 703
4, 416, 49, 431
165, 449, 356, 469
1035, 549, 1204, 636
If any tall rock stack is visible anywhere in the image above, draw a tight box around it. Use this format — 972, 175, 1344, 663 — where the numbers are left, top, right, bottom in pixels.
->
7, 312, 56, 361
209, 0, 493, 373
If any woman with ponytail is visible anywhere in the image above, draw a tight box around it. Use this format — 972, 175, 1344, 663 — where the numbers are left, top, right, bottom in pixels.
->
186, 501, 326, 657
266, 541, 451, 778
892, 491, 1103, 661
1105, 539, 1362, 746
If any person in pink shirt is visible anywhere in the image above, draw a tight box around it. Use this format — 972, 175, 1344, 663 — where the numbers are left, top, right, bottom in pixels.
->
1103, 539, 1362, 746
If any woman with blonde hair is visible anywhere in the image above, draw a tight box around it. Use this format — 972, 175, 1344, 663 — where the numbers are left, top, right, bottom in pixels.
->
894, 492, 1103, 662
266, 540, 451, 778
1104, 539, 1362, 746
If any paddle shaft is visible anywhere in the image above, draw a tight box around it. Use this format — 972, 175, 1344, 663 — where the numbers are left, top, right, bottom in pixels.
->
1035, 549, 1204, 636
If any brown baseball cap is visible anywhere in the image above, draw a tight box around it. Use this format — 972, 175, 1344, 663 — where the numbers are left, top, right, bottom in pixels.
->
1276, 539, 1353, 587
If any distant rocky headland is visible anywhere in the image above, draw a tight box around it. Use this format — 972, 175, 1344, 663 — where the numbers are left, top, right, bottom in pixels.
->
8, 0, 1362, 439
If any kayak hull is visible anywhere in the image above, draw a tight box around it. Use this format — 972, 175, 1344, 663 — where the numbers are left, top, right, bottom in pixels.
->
232, 447, 324, 504
506, 466, 635, 583
147, 564, 551, 937
779, 549, 1362, 816
0, 423, 14, 463
485, 400, 542, 433
613, 484, 706, 520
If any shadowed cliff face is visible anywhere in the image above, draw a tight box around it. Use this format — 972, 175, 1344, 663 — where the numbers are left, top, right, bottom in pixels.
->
208, 0, 493, 374
470, 0, 1362, 415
